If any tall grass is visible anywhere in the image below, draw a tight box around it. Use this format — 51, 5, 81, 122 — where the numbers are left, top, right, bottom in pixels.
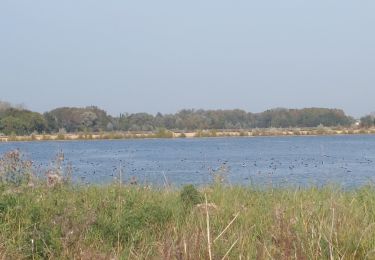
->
1, 185, 375, 258
1, 151, 375, 259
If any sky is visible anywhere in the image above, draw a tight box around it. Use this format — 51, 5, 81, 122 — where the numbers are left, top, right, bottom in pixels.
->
0, 1, 374, 118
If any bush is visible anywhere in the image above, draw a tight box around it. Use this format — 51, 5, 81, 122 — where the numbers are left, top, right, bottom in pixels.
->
180, 185, 203, 208
56, 133, 65, 140
154, 128, 174, 138
239, 131, 248, 136
0, 150, 33, 186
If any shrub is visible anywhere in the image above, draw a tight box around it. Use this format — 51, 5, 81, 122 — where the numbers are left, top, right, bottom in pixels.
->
194, 130, 203, 137
239, 131, 248, 136
45, 152, 72, 187
56, 133, 65, 140
154, 128, 174, 138
0, 150, 34, 186
180, 185, 203, 208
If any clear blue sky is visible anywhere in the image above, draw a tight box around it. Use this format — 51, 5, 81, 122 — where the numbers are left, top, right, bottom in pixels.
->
0, 1, 374, 117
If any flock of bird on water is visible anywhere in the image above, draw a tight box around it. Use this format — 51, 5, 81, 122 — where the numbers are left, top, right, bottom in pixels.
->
2, 139, 374, 188
26, 147, 374, 188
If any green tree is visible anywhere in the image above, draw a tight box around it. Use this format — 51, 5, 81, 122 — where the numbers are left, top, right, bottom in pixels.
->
360, 115, 375, 128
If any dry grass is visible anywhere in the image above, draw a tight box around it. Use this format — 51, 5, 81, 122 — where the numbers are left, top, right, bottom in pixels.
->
1, 150, 375, 259
2, 127, 375, 143
0, 183, 375, 259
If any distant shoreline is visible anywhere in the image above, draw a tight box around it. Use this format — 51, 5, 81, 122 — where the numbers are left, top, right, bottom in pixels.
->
1, 127, 375, 142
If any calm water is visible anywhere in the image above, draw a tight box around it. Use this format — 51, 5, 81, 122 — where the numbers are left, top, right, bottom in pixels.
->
0, 135, 374, 188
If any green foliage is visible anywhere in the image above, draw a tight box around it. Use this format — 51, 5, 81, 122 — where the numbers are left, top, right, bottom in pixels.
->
180, 184, 203, 207
1, 184, 375, 259
119, 112, 156, 131
0, 102, 361, 136
154, 128, 174, 138
0, 108, 47, 135
0, 194, 17, 216
360, 115, 375, 128
115, 108, 354, 131
94, 197, 172, 244
46, 106, 113, 133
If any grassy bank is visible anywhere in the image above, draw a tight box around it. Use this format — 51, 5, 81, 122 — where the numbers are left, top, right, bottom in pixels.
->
1, 183, 375, 259
1, 150, 375, 259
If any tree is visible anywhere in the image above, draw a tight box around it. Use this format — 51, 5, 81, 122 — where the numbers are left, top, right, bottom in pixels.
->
360, 115, 375, 128
0, 108, 47, 135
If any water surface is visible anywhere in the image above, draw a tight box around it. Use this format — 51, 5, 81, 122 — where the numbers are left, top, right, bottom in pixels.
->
0, 135, 374, 188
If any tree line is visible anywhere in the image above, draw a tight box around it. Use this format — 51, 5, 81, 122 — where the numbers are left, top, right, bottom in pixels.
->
0, 101, 371, 136
360, 113, 375, 128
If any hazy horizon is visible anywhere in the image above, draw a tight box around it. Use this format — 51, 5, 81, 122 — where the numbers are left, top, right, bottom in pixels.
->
1, 1, 374, 118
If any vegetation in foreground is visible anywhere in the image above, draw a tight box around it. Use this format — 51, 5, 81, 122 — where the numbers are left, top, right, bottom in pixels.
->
1, 151, 375, 259
2, 183, 375, 259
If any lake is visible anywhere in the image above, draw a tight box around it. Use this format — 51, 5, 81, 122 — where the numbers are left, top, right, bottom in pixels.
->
0, 135, 374, 188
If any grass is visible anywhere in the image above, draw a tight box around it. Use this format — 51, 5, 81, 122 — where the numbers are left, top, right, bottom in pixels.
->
1, 183, 375, 259
1, 151, 375, 259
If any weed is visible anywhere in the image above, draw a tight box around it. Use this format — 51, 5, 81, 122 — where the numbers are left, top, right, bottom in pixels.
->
180, 185, 203, 208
